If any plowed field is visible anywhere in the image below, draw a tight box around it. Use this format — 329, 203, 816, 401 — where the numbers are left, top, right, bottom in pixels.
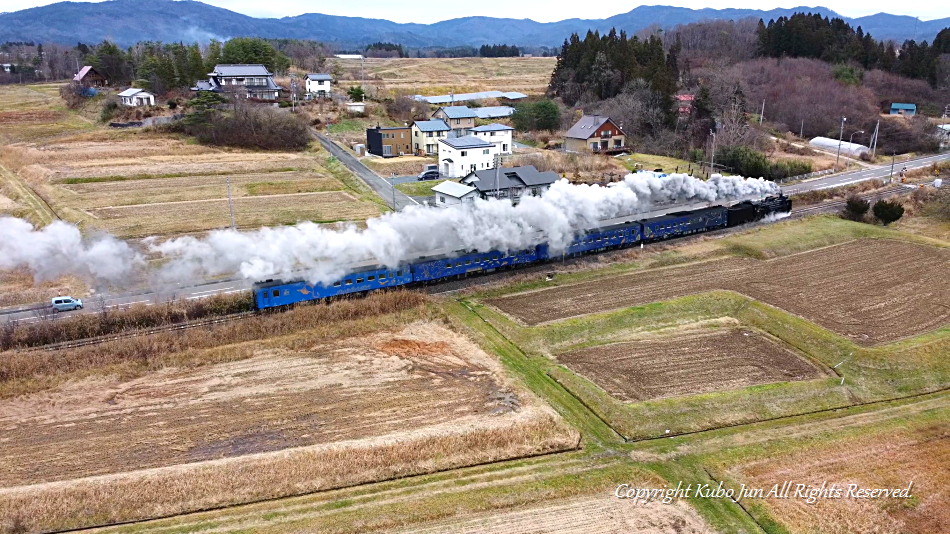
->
558, 328, 828, 402
0, 322, 577, 531
489, 239, 949, 344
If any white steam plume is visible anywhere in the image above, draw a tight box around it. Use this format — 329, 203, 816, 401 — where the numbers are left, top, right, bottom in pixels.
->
150, 172, 779, 285
0, 217, 143, 283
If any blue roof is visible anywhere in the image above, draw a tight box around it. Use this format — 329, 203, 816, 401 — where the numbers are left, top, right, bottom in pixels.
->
470, 123, 514, 132
440, 135, 492, 149
414, 91, 528, 104
891, 103, 916, 110
473, 106, 516, 119
437, 106, 478, 119
413, 119, 450, 132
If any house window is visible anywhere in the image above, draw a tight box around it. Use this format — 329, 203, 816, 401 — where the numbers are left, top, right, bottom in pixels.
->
454, 119, 460, 125
461, 151, 467, 156
503, 144, 509, 152
383, 145, 392, 155
439, 195, 446, 203
483, 149, 489, 155
591, 142, 598, 151
426, 132, 433, 137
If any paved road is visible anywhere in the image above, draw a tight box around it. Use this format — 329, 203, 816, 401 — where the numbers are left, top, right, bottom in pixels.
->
782, 152, 949, 195
313, 132, 418, 210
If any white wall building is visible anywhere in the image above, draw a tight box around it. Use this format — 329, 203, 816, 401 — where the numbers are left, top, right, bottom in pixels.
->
470, 123, 514, 155
117, 88, 155, 107
432, 181, 478, 208
438, 135, 498, 178
305, 73, 332, 97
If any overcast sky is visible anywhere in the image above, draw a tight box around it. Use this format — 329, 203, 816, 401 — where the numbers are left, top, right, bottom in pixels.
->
5, 1, 948, 23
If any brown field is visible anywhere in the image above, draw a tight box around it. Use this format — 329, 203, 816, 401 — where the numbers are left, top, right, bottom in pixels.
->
398, 495, 713, 534
732, 421, 949, 534
488, 239, 949, 344
558, 327, 829, 402
334, 57, 556, 96
0, 320, 577, 531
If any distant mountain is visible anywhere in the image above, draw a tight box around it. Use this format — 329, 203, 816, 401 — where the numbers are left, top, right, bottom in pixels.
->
0, 0, 945, 47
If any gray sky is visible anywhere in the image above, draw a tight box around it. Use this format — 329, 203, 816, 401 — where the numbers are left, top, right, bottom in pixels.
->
5, 1, 948, 23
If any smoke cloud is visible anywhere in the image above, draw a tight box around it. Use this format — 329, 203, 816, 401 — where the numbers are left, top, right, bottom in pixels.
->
0, 217, 143, 283
150, 172, 779, 285
0, 172, 779, 287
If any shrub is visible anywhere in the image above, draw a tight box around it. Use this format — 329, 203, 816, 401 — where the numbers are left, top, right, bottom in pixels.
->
842, 195, 871, 221
347, 86, 366, 102
99, 99, 119, 123
872, 199, 905, 225
169, 103, 311, 151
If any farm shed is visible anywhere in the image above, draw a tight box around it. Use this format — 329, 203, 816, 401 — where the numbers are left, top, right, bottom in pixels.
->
432, 181, 478, 207
118, 88, 156, 107
889, 103, 917, 116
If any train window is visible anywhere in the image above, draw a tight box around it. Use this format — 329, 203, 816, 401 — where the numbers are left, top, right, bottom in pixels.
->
345, 279, 352, 285
356, 278, 364, 283
456, 262, 462, 267
379, 274, 387, 280
333, 281, 341, 287
465, 260, 471, 265
446, 263, 452, 268
397, 270, 403, 276
272, 290, 279, 297
368, 275, 375, 281
284, 290, 290, 296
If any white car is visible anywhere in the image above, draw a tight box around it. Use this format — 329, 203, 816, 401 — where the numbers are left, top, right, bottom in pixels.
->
51, 296, 83, 312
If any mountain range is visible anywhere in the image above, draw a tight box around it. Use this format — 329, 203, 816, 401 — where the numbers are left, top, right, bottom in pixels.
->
0, 1, 946, 48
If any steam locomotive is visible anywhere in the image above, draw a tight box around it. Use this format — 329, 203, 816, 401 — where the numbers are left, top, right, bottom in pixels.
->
253, 194, 791, 309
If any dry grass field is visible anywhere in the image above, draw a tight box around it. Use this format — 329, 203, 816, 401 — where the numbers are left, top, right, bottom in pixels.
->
724, 399, 949, 534
0, 309, 577, 531
398, 495, 714, 534
488, 239, 949, 344
558, 326, 829, 402
333, 57, 557, 97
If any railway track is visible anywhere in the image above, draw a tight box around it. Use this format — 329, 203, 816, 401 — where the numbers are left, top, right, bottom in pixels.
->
14, 310, 258, 353
790, 185, 908, 218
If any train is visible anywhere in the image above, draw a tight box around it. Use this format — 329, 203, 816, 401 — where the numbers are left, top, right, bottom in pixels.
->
252, 194, 791, 309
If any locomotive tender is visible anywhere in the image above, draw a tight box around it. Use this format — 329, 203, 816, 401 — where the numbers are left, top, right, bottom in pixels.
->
254, 194, 791, 310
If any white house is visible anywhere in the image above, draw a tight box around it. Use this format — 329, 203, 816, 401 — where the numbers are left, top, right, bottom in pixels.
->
117, 88, 156, 107
438, 135, 498, 178
411, 119, 450, 156
305, 73, 332, 97
432, 181, 478, 208
470, 123, 514, 155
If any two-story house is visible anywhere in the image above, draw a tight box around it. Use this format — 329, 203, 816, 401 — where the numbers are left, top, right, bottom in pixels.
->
438, 135, 497, 178
411, 119, 450, 156
470, 123, 514, 155
564, 115, 626, 153
432, 106, 478, 137
460, 165, 558, 202
192, 64, 282, 100
305, 73, 332, 97
366, 125, 412, 157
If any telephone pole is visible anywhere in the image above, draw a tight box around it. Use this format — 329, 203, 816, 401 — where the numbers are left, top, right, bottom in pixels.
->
759, 99, 765, 125
835, 116, 847, 171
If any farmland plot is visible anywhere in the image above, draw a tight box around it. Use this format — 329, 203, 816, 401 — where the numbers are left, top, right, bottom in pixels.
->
0, 321, 577, 531
558, 327, 829, 402
489, 239, 949, 344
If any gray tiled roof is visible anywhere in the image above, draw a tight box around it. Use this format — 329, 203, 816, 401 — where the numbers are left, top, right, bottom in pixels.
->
413, 119, 450, 132
439, 135, 492, 149
461, 165, 558, 192
437, 106, 478, 119
470, 123, 514, 132
306, 73, 332, 81
565, 115, 624, 139
211, 64, 272, 76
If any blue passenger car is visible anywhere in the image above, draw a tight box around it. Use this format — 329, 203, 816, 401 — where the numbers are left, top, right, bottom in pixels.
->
410, 247, 540, 283
641, 206, 727, 241
253, 265, 412, 309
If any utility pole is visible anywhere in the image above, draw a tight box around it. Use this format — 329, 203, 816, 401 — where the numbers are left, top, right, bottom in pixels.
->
290, 74, 297, 112
759, 99, 765, 125
226, 176, 236, 229
889, 152, 896, 182
390, 173, 397, 211
870, 119, 880, 158
835, 116, 847, 171
494, 152, 501, 200
709, 130, 717, 176
800, 119, 804, 139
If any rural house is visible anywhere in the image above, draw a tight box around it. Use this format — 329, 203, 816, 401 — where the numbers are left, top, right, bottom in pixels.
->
431, 181, 478, 208
565, 115, 626, 153
366, 125, 412, 157
470, 123, 514, 155
432, 106, 478, 137
889, 103, 917, 116
460, 165, 558, 202
118, 88, 156, 107
438, 135, 497, 178
73, 65, 107, 87
411, 119, 450, 155
192, 64, 282, 100
305, 73, 332, 97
